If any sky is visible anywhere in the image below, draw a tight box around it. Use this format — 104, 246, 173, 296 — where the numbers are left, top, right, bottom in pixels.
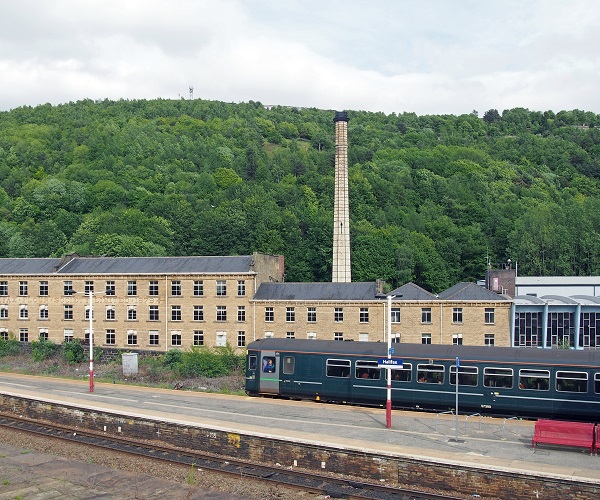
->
1, 0, 599, 116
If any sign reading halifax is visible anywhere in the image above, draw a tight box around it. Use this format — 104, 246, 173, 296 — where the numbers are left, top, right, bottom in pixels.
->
377, 358, 403, 369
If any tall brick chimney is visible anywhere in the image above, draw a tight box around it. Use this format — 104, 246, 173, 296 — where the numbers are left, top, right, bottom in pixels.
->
332, 111, 351, 283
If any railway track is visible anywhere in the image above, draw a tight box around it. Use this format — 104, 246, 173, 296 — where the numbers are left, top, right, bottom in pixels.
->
0, 414, 461, 499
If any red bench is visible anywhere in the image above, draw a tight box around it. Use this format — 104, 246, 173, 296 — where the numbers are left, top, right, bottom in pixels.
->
532, 419, 596, 454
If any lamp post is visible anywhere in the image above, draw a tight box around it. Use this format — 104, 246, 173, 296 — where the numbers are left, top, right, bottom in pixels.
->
386, 294, 394, 429
88, 290, 95, 393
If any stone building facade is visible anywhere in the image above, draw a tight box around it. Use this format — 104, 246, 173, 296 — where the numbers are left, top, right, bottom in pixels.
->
0, 253, 284, 351
0, 254, 512, 352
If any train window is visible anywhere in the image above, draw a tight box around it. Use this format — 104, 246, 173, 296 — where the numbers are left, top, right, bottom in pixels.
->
326, 359, 351, 378
450, 366, 478, 386
417, 364, 444, 384
282, 356, 295, 375
556, 371, 587, 393
262, 357, 276, 373
595, 373, 600, 394
355, 360, 380, 380
393, 363, 412, 382
483, 367, 513, 389
248, 355, 257, 370
518, 369, 549, 390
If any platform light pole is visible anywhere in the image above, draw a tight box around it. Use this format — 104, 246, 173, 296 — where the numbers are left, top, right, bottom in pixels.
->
88, 290, 95, 393
386, 294, 394, 429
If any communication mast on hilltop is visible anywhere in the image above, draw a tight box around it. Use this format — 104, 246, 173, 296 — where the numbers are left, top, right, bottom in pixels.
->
189, 86, 194, 100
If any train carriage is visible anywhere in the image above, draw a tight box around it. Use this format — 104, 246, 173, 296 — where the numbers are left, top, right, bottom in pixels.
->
245, 338, 600, 421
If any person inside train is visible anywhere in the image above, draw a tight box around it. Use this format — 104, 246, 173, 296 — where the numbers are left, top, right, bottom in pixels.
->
263, 358, 275, 373
361, 370, 370, 379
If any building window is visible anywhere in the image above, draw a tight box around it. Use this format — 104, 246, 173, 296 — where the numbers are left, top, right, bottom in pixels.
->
452, 334, 463, 345
171, 280, 181, 296
334, 332, 344, 341
19, 281, 28, 296
19, 305, 28, 320
64, 305, 73, 320
237, 280, 246, 297
193, 330, 204, 346
216, 331, 227, 347
422, 333, 432, 344
105, 281, 115, 296
265, 307, 274, 322
149, 305, 159, 321
106, 329, 115, 345
360, 307, 369, 323
307, 332, 317, 339
149, 281, 159, 296
334, 308, 344, 322
106, 305, 115, 320
84, 305, 94, 320
307, 307, 316, 323
194, 280, 204, 296
0, 281, 7, 296
237, 306, 246, 322
127, 305, 137, 321
391, 308, 400, 323
149, 331, 159, 346
286, 331, 295, 339
485, 308, 495, 325
39, 305, 48, 320
264, 331, 274, 338
0, 305, 8, 319
19, 328, 28, 342
237, 331, 246, 347
38, 329, 48, 340
485, 333, 495, 346
392, 333, 400, 343
39, 281, 48, 296
63, 281, 73, 296
171, 331, 182, 346
216, 305, 227, 322
422, 308, 432, 324
85, 281, 94, 295
127, 330, 138, 345
0, 329, 7, 340
359, 333, 369, 342
171, 305, 182, 321
216, 280, 226, 296
452, 308, 463, 324
286, 307, 295, 322
193, 305, 204, 321
63, 329, 74, 342
127, 281, 137, 296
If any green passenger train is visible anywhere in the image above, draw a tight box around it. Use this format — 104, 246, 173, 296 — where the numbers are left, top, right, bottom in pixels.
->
245, 338, 600, 421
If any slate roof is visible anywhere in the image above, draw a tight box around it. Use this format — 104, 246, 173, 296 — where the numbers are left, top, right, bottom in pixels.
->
389, 282, 437, 301
253, 282, 379, 301
437, 282, 509, 301
0, 256, 256, 275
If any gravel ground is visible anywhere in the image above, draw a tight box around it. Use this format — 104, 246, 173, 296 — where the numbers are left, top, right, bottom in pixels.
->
0, 426, 313, 499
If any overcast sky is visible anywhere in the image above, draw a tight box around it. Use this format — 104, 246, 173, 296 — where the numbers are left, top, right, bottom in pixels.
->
1, 0, 598, 116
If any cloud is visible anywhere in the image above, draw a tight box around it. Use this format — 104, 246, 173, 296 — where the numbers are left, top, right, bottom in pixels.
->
0, 0, 598, 115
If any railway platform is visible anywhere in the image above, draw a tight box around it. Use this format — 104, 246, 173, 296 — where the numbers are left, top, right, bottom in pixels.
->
0, 373, 599, 495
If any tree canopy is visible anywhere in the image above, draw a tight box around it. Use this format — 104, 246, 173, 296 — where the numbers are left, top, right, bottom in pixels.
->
1, 99, 599, 292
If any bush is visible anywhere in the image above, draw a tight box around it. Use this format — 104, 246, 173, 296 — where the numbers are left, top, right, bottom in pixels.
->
0, 336, 21, 358
163, 349, 183, 368
62, 339, 85, 364
31, 339, 58, 362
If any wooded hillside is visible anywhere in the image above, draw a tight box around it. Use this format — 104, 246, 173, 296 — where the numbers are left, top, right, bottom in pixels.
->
1, 99, 599, 292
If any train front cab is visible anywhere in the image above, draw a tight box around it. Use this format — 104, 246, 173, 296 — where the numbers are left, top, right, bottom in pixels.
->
246, 348, 280, 395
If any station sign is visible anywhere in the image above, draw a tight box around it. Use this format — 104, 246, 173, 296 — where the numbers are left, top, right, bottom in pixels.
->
377, 358, 403, 369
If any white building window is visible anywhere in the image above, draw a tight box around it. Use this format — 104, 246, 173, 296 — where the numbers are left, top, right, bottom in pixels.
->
216, 331, 227, 347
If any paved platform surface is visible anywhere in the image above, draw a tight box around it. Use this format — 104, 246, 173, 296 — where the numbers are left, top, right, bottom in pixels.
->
1, 373, 599, 487
0, 441, 235, 499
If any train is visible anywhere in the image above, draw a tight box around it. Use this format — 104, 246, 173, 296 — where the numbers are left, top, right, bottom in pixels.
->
245, 338, 600, 420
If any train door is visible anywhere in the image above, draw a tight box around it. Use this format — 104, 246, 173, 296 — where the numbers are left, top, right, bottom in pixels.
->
258, 350, 280, 394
